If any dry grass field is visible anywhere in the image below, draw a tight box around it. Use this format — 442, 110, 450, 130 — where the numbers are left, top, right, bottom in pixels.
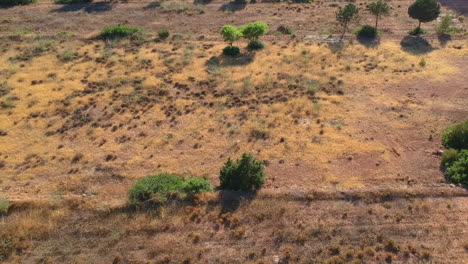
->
0, 0, 467, 263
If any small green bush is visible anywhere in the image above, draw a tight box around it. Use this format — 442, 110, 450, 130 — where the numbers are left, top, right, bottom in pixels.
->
182, 177, 213, 195
101, 25, 146, 40
220, 153, 265, 191
223, 45, 240, 57
408, 27, 427, 36
54, 0, 91, 4
0, 199, 9, 215
442, 121, 468, 150
436, 14, 461, 35
129, 173, 184, 204
0, 0, 36, 6
441, 148, 458, 168
247, 39, 265, 50
355, 25, 378, 38
158, 29, 170, 40
445, 150, 468, 185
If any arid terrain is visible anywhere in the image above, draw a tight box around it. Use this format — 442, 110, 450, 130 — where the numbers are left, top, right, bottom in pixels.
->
0, 0, 467, 263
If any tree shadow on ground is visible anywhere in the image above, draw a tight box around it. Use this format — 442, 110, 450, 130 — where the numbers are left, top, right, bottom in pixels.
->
143, 1, 162, 10
205, 52, 255, 73
218, 190, 258, 214
356, 36, 380, 48
400, 35, 434, 55
219, 0, 246, 12
51, 1, 113, 13
437, 34, 452, 47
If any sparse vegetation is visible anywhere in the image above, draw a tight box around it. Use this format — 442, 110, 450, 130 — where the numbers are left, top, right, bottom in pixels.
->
219, 153, 265, 191
437, 15, 461, 35
0, 0, 467, 262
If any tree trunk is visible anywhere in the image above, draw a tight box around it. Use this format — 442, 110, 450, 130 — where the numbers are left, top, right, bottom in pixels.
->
341, 22, 347, 41
417, 21, 421, 35
375, 15, 379, 30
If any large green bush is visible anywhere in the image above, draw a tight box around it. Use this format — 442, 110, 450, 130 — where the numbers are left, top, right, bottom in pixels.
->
445, 150, 468, 185
0, 0, 36, 5
219, 153, 265, 191
129, 174, 214, 204
101, 25, 146, 40
442, 121, 468, 150
129, 173, 184, 204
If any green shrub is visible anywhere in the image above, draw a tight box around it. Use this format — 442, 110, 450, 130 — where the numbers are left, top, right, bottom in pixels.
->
101, 25, 146, 40
129, 173, 184, 204
408, 27, 427, 36
0, 199, 9, 215
158, 29, 170, 40
220, 25, 243, 46
0, 0, 36, 6
240, 22, 269, 41
223, 45, 240, 57
54, 0, 91, 3
445, 150, 468, 185
247, 39, 265, 50
441, 148, 458, 168
182, 177, 213, 196
219, 153, 265, 191
442, 121, 468, 150
355, 25, 378, 38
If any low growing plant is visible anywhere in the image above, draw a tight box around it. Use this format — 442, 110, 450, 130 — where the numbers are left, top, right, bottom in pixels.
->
182, 177, 213, 196
247, 39, 265, 50
158, 29, 170, 40
408, 27, 427, 36
354, 24, 378, 38
129, 173, 184, 204
223, 46, 240, 57
101, 25, 146, 41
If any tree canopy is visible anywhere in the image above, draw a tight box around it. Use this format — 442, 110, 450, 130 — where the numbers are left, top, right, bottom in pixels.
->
408, 0, 440, 24
220, 25, 243, 46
